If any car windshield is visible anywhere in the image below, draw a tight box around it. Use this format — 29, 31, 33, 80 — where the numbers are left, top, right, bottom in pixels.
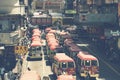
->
61, 62, 67, 68
85, 60, 90, 66
68, 62, 74, 68
91, 60, 98, 66
31, 47, 41, 54
55, 48, 64, 53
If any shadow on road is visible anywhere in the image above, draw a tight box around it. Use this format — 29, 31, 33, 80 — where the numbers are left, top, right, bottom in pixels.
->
49, 74, 57, 80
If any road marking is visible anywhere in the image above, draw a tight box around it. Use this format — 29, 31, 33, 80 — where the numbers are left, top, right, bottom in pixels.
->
96, 78, 106, 80
77, 43, 89, 47
41, 44, 45, 78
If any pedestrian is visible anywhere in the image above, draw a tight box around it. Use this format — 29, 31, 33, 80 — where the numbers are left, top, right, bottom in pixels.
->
27, 67, 31, 71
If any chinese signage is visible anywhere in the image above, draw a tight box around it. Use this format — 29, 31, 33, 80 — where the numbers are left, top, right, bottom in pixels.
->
14, 46, 28, 54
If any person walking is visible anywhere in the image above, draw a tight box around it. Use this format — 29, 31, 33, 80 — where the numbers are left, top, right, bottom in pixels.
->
27, 67, 31, 71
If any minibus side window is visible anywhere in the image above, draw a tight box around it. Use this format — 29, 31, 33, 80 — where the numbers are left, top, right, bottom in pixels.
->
81, 60, 84, 66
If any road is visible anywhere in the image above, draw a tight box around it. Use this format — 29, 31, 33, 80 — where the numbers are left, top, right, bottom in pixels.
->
76, 39, 120, 80
88, 45, 120, 80
20, 36, 120, 80
21, 39, 55, 79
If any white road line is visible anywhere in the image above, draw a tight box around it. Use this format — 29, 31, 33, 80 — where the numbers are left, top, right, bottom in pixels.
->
41, 30, 45, 78
77, 43, 89, 47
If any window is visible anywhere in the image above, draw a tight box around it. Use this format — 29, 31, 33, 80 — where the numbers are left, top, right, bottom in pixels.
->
42, 18, 46, 24
85, 60, 90, 66
31, 18, 36, 25
91, 60, 98, 66
37, 18, 41, 24
47, 18, 51, 24
0, 24, 2, 31
81, 60, 84, 66
11, 22, 17, 31
31, 47, 36, 51
61, 62, 67, 68
51, 51, 56, 56
68, 62, 74, 68
19, 0, 24, 5
31, 46, 40, 54
55, 47, 64, 53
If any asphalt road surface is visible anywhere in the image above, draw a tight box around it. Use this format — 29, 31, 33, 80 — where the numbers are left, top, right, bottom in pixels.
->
21, 37, 120, 80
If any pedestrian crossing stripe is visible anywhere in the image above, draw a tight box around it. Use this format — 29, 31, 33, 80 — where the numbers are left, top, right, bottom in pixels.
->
14, 46, 28, 54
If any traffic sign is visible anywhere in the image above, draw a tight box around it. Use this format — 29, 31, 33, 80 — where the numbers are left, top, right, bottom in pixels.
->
14, 46, 28, 54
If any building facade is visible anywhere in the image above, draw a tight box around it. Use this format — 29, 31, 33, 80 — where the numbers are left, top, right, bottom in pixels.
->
0, 0, 26, 15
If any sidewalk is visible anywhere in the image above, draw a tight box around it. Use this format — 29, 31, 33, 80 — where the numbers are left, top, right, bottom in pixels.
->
12, 60, 22, 74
